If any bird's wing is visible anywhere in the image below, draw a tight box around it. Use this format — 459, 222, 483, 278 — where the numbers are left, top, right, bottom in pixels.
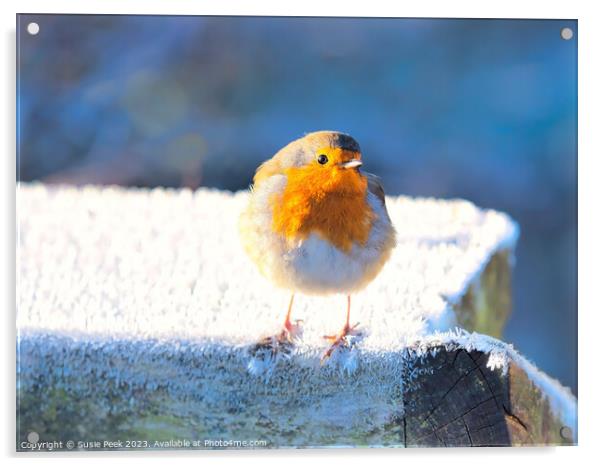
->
365, 172, 386, 206
252, 157, 283, 187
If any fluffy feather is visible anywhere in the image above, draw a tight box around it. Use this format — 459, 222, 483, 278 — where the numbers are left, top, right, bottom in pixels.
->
239, 131, 396, 295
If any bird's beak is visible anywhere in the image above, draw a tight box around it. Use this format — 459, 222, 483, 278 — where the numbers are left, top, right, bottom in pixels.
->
340, 159, 363, 169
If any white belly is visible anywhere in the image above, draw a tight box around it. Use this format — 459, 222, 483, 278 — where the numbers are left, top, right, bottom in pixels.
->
239, 175, 395, 295
276, 232, 391, 294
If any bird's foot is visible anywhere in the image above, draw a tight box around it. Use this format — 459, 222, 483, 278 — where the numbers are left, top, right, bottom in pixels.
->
281, 318, 304, 342
248, 320, 304, 362
320, 322, 361, 364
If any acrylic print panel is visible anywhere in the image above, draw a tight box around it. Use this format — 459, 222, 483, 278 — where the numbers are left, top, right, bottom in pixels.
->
16, 15, 577, 450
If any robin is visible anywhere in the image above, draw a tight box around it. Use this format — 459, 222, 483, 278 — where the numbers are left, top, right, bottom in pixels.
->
239, 131, 396, 361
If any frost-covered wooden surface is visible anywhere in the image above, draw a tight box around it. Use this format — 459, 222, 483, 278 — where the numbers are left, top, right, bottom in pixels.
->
17, 183, 576, 449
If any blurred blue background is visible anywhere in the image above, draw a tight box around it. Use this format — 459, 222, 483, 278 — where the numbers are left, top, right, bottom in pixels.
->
17, 15, 577, 392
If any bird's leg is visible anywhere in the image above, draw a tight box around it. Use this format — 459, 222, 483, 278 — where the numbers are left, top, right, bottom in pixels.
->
278, 293, 299, 341
321, 295, 360, 363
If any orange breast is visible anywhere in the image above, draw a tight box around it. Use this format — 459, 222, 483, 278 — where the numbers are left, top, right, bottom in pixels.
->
271, 165, 375, 253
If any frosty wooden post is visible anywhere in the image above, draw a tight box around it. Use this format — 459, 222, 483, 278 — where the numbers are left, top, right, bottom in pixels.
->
17, 184, 576, 449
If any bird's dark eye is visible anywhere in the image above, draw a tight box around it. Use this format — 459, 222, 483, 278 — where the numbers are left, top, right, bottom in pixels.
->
317, 154, 329, 165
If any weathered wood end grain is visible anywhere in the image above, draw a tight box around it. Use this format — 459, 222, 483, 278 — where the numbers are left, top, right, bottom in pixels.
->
402, 347, 574, 447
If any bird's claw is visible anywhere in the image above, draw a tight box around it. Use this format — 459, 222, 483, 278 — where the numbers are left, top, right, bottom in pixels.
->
320, 322, 361, 364
249, 320, 304, 360
282, 319, 304, 342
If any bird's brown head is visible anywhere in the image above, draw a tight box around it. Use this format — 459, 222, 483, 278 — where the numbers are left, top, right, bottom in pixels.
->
300, 130, 363, 171
254, 131, 365, 192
